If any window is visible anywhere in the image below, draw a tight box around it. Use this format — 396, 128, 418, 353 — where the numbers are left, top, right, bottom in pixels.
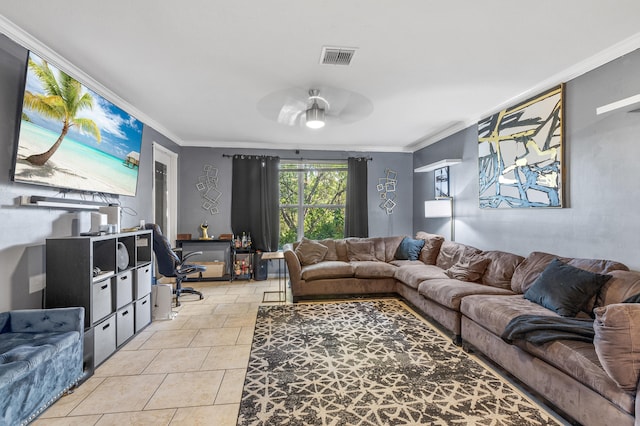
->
279, 161, 347, 247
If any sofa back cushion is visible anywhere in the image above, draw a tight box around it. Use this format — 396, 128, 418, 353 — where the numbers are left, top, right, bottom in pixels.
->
481, 250, 525, 289
0, 312, 8, 333
444, 254, 490, 283
345, 239, 377, 261
333, 239, 349, 261
415, 232, 445, 265
317, 239, 338, 261
511, 251, 629, 294
597, 270, 640, 307
436, 241, 481, 271
369, 237, 388, 262
383, 236, 405, 262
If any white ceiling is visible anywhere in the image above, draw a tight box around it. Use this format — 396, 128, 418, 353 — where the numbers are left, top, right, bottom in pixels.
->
1, 1, 640, 153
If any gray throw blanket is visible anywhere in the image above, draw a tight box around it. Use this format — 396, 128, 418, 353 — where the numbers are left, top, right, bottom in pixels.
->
501, 315, 595, 345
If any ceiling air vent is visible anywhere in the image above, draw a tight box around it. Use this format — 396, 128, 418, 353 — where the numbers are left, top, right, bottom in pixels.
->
320, 47, 357, 66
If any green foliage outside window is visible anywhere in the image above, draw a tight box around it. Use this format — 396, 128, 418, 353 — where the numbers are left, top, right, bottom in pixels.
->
279, 162, 347, 248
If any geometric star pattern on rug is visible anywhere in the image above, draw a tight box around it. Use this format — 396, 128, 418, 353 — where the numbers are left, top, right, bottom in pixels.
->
238, 299, 566, 425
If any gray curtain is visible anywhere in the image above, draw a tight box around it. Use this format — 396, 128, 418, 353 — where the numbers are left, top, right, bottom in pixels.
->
345, 157, 369, 237
231, 155, 280, 251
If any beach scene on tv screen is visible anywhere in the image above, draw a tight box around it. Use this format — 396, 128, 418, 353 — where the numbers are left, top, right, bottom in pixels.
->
13, 51, 143, 197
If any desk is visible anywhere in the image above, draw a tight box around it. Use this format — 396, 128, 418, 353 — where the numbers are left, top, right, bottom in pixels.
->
261, 251, 287, 303
175, 239, 232, 281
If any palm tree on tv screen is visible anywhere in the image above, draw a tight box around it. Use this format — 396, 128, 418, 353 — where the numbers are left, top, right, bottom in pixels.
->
23, 58, 101, 166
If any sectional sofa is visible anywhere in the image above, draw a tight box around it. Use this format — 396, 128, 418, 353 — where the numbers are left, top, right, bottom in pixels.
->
283, 234, 640, 426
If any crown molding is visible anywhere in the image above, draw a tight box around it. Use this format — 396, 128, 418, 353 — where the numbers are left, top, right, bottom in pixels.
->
0, 14, 185, 146
184, 139, 412, 153
410, 32, 640, 152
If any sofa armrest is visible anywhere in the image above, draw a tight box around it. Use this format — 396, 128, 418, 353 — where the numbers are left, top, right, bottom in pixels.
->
283, 245, 302, 287
8, 307, 84, 334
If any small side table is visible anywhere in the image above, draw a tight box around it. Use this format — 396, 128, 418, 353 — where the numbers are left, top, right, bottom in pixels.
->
261, 251, 287, 303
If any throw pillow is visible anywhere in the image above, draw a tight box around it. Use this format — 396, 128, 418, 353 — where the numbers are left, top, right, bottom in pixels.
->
415, 232, 445, 265
395, 237, 425, 261
294, 237, 328, 266
523, 258, 612, 317
445, 254, 490, 282
346, 240, 377, 261
594, 303, 640, 391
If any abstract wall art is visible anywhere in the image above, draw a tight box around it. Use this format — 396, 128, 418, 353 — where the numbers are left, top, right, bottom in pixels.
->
377, 168, 397, 214
196, 164, 222, 215
478, 84, 564, 209
434, 166, 449, 198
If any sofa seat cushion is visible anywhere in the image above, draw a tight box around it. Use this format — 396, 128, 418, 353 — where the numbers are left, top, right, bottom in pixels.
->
519, 339, 634, 414
0, 360, 30, 386
418, 279, 515, 310
352, 261, 397, 279
301, 261, 354, 281
388, 259, 422, 267
460, 294, 558, 336
0, 331, 79, 384
394, 264, 448, 289
0, 331, 79, 355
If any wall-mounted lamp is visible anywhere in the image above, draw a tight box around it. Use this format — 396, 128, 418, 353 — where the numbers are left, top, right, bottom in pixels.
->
425, 198, 454, 241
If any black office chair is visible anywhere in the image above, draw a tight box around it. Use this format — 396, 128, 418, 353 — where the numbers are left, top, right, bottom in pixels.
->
146, 223, 205, 306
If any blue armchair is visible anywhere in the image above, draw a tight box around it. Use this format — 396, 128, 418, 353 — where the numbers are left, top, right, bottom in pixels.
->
0, 307, 84, 426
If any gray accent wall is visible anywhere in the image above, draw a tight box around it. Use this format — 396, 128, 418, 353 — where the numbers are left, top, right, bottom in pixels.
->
0, 35, 179, 311
178, 148, 413, 240
414, 48, 640, 271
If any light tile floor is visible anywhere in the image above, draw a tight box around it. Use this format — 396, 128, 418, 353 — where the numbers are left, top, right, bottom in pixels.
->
34, 278, 289, 426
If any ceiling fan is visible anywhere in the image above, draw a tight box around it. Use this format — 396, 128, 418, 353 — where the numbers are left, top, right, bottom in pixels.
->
257, 86, 373, 129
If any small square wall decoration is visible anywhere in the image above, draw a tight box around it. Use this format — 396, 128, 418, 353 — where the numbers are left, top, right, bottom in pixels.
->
478, 84, 564, 208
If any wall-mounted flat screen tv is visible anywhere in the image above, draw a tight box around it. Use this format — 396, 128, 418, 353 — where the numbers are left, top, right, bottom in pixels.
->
12, 51, 144, 197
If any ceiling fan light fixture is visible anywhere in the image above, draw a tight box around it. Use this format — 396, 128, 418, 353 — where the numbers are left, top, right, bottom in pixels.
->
305, 102, 325, 129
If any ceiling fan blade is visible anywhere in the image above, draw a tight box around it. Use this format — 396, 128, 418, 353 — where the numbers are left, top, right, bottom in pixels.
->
278, 105, 304, 126
258, 86, 373, 127
257, 88, 309, 126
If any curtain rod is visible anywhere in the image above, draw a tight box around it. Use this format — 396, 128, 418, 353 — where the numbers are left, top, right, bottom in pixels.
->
222, 154, 372, 161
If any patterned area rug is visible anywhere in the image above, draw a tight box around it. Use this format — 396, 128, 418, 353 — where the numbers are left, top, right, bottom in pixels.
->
238, 299, 564, 425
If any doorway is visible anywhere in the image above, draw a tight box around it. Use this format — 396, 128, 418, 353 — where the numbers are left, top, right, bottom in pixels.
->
152, 143, 178, 244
